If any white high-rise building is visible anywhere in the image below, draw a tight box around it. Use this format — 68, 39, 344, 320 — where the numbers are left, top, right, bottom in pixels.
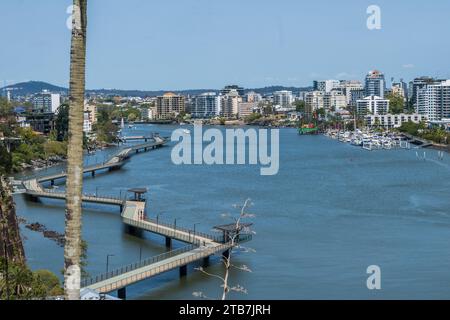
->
356, 95, 390, 115
273, 90, 293, 107
417, 80, 450, 121
32, 90, 61, 113
365, 70, 386, 98
324, 91, 347, 111
305, 91, 325, 116
305, 90, 347, 113
365, 113, 428, 129
83, 112, 92, 133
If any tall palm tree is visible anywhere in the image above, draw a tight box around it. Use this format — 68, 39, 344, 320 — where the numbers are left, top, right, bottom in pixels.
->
64, 0, 88, 300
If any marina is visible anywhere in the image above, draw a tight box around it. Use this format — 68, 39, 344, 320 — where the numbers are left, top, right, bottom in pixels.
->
325, 129, 418, 151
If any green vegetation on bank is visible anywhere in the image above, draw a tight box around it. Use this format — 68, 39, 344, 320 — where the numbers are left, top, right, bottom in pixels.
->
0, 259, 64, 299
95, 105, 120, 144
0, 98, 68, 173
398, 121, 449, 144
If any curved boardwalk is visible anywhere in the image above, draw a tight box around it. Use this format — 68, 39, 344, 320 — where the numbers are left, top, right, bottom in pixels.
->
21, 136, 252, 298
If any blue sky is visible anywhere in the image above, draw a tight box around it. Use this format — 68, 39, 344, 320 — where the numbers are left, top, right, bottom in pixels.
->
1, 0, 449, 90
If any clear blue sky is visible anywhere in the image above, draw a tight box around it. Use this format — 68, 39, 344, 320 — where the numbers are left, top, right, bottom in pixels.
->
1, 0, 449, 90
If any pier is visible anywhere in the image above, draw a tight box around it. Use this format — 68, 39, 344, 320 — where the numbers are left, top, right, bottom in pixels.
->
400, 133, 434, 148
119, 136, 152, 142
21, 135, 252, 299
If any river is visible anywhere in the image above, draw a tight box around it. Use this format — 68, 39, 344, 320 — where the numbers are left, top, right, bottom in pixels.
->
14, 124, 450, 299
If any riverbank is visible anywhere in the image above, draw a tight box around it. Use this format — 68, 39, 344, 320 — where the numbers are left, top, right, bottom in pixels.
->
136, 117, 299, 128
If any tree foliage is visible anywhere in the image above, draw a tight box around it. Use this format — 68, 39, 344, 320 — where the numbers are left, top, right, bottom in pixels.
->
55, 104, 69, 141
387, 93, 404, 114
0, 259, 63, 299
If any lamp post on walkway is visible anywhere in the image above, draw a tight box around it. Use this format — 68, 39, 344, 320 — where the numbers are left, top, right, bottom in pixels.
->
193, 223, 200, 243
156, 212, 164, 225
106, 254, 115, 274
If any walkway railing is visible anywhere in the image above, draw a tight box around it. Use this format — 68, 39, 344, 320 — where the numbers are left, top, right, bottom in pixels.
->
122, 217, 225, 244
27, 188, 125, 205
80, 244, 198, 287
82, 234, 253, 290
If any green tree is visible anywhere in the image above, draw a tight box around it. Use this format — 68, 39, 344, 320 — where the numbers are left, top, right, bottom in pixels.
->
127, 112, 137, 122
387, 93, 404, 114
244, 113, 262, 123
0, 260, 63, 299
55, 104, 70, 141
34, 270, 64, 296
0, 146, 12, 174
293, 100, 305, 113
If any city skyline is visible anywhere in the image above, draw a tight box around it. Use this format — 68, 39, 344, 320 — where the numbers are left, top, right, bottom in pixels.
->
1, 0, 450, 90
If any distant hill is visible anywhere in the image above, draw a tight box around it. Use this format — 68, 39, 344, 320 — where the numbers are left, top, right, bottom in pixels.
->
1, 81, 68, 96
1, 81, 312, 98
85, 88, 219, 97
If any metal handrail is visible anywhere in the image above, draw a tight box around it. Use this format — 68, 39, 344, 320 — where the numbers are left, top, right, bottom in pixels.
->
27, 188, 125, 204
82, 236, 253, 289
81, 244, 198, 287
123, 216, 225, 243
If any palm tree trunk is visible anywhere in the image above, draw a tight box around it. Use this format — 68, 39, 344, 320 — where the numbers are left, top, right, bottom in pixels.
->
64, 0, 87, 300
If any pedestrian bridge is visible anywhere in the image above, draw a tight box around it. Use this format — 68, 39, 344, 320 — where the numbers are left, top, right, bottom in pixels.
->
21, 136, 252, 299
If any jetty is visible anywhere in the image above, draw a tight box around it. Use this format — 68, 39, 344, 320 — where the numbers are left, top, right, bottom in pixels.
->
21, 135, 252, 299
400, 133, 434, 148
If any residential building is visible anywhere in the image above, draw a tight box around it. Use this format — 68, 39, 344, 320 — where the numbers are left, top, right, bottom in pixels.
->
349, 88, 365, 106
221, 85, 245, 97
316, 80, 340, 93
140, 106, 157, 121
365, 113, 428, 129
305, 91, 325, 116
156, 93, 185, 119
323, 91, 347, 111
365, 70, 386, 98
417, 80, 450, 121
356, 95, 390, 115
220, 90, 241, 119
191, 92, 219, 118
305, 90, 346, 113
26, 113, 55, 134
409, 76, 444, 107
32, 91, 61, 114
83, 112, 92, 133
84, 103, 97, 125
391, 80, 408, 101
238, 102, 258, 118
243, 91, 262, 103
273, 90, 293, 108
338, 80, 364, 105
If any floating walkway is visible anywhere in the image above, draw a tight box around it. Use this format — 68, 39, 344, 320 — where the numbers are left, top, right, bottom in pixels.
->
21, 135, 252, 299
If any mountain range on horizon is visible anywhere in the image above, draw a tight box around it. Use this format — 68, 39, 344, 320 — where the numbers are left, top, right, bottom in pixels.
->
0, 81, 312, 98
